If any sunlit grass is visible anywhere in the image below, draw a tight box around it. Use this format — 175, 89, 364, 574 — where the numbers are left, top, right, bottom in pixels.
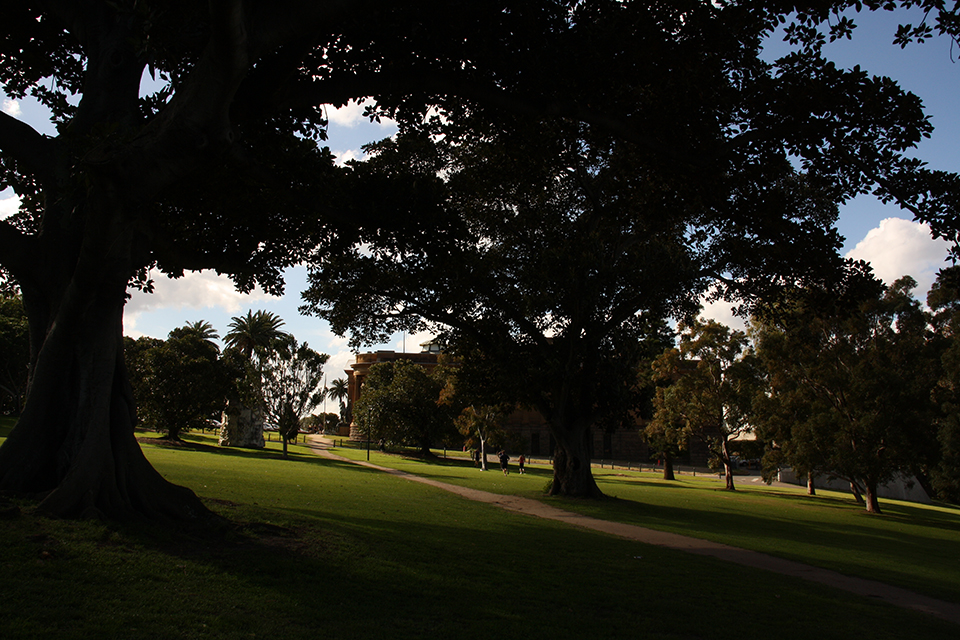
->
0, 426, 956, 638
332, 440, 960, 603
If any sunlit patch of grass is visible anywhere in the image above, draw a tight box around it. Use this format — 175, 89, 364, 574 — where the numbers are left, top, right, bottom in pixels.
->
333, 442, 960, 604
0, 431, 956, 638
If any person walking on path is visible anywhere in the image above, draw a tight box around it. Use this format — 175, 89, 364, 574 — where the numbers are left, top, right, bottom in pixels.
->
518, 454, 526, 474
498, 450, 510, 475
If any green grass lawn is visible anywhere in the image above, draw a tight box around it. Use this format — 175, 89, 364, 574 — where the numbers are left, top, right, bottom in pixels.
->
333, 442, 960, 604
1, 426, 958, 639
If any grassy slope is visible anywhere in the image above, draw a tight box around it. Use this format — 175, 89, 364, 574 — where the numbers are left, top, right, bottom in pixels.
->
333, 444, 960, 604
0, 429, 956, 639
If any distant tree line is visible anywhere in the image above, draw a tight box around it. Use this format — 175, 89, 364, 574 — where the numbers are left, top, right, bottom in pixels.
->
648, 265, 960, 513
123, 311, 329, 458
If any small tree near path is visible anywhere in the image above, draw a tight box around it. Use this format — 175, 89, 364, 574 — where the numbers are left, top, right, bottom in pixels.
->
651, 320, 761, 491
260, 338, 328, 459
454, 405, 513, 472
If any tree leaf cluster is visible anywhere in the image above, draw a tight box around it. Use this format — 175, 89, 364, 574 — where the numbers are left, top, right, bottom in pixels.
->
259, 337, 329, 456
124, 326, 233, 441
750, 265, 947, 512
0, 294, 29, 415
649, 319, 762, 490
354, 358, 458, 455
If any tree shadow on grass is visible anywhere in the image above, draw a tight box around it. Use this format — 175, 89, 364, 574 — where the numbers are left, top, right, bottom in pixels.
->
139, 434, 340, 465
548, 487, 960, 603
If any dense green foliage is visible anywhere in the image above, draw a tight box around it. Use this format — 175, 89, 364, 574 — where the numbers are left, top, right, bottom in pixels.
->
650, 319, 761, 490
751, 269, 946, 512
124, 327, 233, 441
260, 337, 328, 457
928, 266, 960, 502
354, 359, 456, 454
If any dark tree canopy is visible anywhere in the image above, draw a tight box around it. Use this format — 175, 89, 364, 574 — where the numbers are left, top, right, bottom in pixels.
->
300, 14, 954, 493
0, 294, 29, 415
1, 1, 959, 518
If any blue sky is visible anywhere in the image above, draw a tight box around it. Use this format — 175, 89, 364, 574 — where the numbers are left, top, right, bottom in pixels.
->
1, 8, 957, 380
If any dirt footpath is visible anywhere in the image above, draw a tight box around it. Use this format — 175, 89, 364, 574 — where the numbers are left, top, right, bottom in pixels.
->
304, 435, 960, 626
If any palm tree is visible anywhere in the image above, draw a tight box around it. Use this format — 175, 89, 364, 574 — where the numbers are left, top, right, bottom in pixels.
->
178, 320, 220, 349
224, 310, 289, 362
220, 311, 291, 448
327, 377, 350, 423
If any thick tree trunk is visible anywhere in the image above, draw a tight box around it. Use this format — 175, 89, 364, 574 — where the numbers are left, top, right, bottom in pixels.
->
0, 237, 215, 524
863, 479, 882, 514
720, 438, 736, 491
662, 452, 675, 481
547, 418, 603, 498
807, 471, 817, 496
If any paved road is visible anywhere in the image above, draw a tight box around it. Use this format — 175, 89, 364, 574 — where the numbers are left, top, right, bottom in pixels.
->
304, 435, 960, 626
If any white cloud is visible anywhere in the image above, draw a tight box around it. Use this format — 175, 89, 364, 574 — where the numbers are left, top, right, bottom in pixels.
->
324, 348, 357, 382
697, 218, 951, 331
0, 193, 21, 220
846, 217, 951, 296
300, 326, 353, 377
125, 271, 276, 328
326, 99, 396, 129
332, 148, 362, 166
699, 298, 748, 333
2, 98, 21, 117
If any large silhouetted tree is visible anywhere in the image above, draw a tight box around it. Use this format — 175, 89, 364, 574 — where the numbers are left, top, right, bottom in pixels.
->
0, 2, 575, 520
2, 1, 959, 517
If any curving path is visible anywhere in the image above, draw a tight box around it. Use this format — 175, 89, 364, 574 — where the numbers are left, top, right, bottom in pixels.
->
304, 435, 960, 626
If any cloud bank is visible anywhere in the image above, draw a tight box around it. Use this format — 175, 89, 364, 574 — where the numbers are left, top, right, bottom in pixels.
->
846, 217, 950, 296
124, 271, 276, 337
